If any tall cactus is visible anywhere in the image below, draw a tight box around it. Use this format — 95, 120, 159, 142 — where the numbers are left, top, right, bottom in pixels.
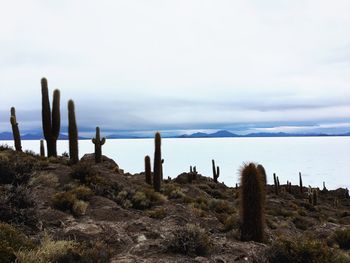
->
153, 132, 162, 192
145, 155, 152, 185
240, 163, 265, 242
40, 139, 45, 157
10, 107, 22, 152
92, 126, 105, 163
41, 78, 60, 157
68, 100, 79, 164
212, 159, 220, 183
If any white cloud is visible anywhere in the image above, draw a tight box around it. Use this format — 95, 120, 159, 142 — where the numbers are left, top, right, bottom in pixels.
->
0, 0, 349, 131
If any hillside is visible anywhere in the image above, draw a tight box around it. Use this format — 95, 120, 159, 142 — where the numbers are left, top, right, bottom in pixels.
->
1, 147, 350, 262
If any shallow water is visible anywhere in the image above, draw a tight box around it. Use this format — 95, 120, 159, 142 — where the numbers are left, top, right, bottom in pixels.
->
3, 136, 350, 189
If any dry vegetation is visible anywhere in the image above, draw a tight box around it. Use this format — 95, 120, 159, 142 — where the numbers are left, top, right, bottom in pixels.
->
1, 146, 350, 262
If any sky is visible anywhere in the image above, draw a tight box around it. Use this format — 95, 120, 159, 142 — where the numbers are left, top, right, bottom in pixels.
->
0, 0, 350, 136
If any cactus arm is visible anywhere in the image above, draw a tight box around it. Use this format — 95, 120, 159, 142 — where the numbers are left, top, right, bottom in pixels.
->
101, 137, 106, 145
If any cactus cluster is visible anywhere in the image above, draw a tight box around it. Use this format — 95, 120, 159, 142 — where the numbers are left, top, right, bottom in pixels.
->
212, 159, 220, 183
239, 163, 265, 242
41, 78, 61, 157
10, 107, 22, 152
92, 127, 106, 163
188, 165, 198, 183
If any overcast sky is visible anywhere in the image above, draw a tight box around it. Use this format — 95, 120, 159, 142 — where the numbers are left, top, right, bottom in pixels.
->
0, 0, 349, 135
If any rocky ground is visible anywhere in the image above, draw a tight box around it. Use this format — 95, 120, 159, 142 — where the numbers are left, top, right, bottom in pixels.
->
1, 146, 350, 262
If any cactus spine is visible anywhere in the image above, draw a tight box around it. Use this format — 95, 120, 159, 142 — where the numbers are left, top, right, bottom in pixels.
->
299, 172, 303, 194
92, 126, 105, 163
212, 159, 220, 183
240, 163, 265, 242
153, 132, 162, 192
145, 155, 152, 185
41, 78, 60, 157
10, 107, 22, 152
40, 139, 45, 157
68, 100, 79, 164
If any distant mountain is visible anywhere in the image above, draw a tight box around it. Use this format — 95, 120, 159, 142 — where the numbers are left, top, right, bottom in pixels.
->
178, 130, 350, 138
179, 130, 239, 138
107, 134, 143, 139
0, 130, 349, 140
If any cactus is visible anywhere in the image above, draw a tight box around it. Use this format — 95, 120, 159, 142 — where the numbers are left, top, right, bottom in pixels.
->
322, 182, 327, 192
41, 78, 60, 157
40, 139, 45, 157
92, 126, 106, 163
212, 159, 220, 183
257, 164, 266, 187
10, 107, 22, 152
193, 165, 198, 180
239, 163, 265, 242
145, 155, 152, 185
299, 172, 303, 194
190, 166, 193, 173
153, 132, 162, 192
273, 173, 279, 195
308, 193, 312, 204
68, 100, 79, 164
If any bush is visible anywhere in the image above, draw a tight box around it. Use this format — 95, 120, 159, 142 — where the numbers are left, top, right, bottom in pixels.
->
0, 223, 34, 263
0, 156, 15, 184
15, 233, 77, 263
72, 200, 88, 216
71, 162, 95, 183
208, 199, 234, 214
0, 156, 36, 185
146, 207, 167, 219
167, 224, 211, 256
70, 185, 93, 200
266, 237, 349, 263
223, 214, 239, 231
52, 185, 93, 213
334, 229, 350, 250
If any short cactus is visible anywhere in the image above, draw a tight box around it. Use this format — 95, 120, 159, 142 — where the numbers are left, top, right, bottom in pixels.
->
10, 107, 22, 152
145, 155, 152, 185
40, 139, 45, 157
153, 132, 162, 192
212, 159, 220, 183
92, 127, 106, 163
41, 78, 61, 157
68, 100, 79, 164
239, 163, 265, 242
299, 172, 303, 194
273, 173, 279, 195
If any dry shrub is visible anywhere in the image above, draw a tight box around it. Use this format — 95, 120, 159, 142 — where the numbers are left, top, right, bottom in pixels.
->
16, 233, 77, 263
167, 224, 212, 256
